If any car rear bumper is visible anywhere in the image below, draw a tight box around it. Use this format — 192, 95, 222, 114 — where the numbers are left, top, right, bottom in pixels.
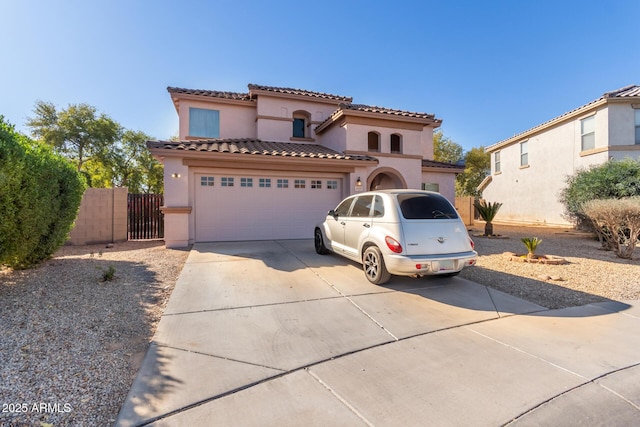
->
384, 251, 478, 275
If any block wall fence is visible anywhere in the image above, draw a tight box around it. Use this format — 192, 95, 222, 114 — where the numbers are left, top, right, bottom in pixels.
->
67, 188, 128, 245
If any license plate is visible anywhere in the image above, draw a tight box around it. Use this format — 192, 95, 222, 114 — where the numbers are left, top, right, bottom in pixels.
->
437, 260, 454, 271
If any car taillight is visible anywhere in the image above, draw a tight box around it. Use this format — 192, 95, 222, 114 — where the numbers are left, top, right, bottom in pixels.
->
385, 236, 403, 253
469, 238, 475, 250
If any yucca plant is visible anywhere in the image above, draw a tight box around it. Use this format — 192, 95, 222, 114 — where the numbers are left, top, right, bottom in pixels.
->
473, 200, 503, 236
521, 237, 543, 259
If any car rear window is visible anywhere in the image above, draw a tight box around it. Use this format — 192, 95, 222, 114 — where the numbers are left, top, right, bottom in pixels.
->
397, 194, 459, 219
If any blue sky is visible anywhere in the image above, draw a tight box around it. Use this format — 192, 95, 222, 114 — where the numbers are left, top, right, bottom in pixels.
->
2, 0, 638, 151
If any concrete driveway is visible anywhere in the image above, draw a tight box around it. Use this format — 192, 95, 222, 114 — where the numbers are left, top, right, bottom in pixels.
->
116, 240, 640, 426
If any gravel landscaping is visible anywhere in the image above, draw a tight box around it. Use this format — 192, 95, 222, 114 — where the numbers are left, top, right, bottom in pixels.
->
460, 224, 640, 309
1, 226, 638, 425
0, 242, 190, 427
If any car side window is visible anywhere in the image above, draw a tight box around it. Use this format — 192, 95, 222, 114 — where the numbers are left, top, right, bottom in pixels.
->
349, 195, 374, 217
334, 198, 354, 217
372, 195, 384, 218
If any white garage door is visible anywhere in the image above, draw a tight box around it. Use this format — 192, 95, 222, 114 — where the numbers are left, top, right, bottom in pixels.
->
195, 174, 343, 241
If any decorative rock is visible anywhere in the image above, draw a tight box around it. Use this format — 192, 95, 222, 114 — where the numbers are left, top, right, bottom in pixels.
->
503, 253, 567, 265
537, 274, 551, 281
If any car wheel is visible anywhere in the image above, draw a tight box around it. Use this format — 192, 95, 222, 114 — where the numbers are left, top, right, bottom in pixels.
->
363, 246, 391, 284
314, 228, 329, 254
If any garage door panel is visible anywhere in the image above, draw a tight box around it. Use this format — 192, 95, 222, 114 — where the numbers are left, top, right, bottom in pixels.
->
195, 174, 342, 242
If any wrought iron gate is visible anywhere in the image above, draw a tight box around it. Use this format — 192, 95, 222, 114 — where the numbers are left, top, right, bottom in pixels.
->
128, 194, 164, 240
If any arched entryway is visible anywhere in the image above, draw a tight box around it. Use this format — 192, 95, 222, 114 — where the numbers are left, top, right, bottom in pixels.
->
367, 167, 407, 190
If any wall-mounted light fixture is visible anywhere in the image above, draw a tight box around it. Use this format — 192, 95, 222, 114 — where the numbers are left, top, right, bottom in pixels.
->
171, 173, 181, 179
356, 177, 362, 186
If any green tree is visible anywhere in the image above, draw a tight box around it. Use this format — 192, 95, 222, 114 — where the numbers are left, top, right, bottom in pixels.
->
433, 131, 464, 163
456, 147, 490, 197
27, 101, 122, 171
102, 130, 164, 193
26, 101, 163, 193
0, 116, 85, 269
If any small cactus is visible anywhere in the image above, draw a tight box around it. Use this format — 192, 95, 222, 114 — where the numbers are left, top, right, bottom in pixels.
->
521, 237, 542, 259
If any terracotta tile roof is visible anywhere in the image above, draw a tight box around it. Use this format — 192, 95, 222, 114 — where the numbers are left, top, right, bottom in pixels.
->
603, 84, 640, 98
339, 103, 437, 120
167, 86, 252, 101
422, 159, 465, 170
247, 84, 352, 102
147, 138, 377, 162
489, 84, 640, 151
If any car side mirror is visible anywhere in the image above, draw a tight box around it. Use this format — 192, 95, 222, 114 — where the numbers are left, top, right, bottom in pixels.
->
328, 209, 337, 218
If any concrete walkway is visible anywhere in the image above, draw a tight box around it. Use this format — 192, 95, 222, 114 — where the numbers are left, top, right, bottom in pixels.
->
116, 240, 640, 426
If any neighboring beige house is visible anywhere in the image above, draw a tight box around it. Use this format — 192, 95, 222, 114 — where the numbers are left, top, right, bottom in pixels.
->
480, 84, 640, 227
148, 84, 462, 247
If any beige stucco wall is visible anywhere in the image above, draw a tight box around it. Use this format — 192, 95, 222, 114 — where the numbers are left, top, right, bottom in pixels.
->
68, 188, 128, 245
343, 123, 424, 157
255, 96, 338, 142
161, 157, 190, 248
178, 99, 256, 140
482, 106, 615, 226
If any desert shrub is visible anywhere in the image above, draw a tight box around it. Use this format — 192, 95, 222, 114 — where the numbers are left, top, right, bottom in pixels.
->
521, 237, 543, 259
474, 200, 503, 236
560, 158, 640, 228
582, 197, 640, 259
0, 117, 85, 269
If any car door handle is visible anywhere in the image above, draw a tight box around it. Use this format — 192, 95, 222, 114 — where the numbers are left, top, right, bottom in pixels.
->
363, 223, 370, 228
340, 221, 346, 225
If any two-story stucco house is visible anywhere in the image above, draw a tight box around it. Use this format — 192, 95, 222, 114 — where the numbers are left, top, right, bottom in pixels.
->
480, 84, 640, 227
147, 84, 463, 247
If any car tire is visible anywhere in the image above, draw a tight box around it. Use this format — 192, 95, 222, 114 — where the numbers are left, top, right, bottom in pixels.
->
314, 228, 329, 254
363, 246, 391, 285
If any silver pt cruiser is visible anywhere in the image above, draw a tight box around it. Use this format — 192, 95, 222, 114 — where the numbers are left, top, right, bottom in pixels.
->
315, 189, 477, 284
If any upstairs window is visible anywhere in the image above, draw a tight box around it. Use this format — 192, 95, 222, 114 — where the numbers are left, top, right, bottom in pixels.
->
292, 111, 311, 139
520, 141, 528, 167
494, 151, 501, 173
635, 109, 640, 145
293, 118, 305, 138
368, 131, 380, 152
581, 115, 595, 151
390, 134, 402, 153
189, 108, 220, 138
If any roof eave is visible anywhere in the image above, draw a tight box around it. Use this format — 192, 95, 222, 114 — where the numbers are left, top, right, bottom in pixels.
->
486, 98, 608, 152
248, 87, 353, 105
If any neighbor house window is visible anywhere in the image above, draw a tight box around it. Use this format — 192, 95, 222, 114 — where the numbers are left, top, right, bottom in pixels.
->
221, 177, 234, 187
581, 115, 595, 151
422, 183, 440, 192
635, 109, 640, 144
368, 131, 380, 152
189, 108, 220, 138
494, 151, 501, 173
520, 141, 528, 166
390, 134, 402, 153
